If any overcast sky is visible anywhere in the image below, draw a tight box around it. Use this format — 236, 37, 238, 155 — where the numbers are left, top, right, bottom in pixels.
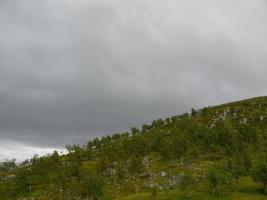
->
0, 0, 267, 161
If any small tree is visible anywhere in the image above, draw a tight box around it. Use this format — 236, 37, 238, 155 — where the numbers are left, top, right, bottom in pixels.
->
0, 159, 17, 172
79, 165, 105, 200
227, 152, 251, 179
130, 127, 140, 136
151, 186, 158, 198
251, 159, 267, 194
191, 108, 198, 116
207, 167, 232, 197
180, 174, 196, 199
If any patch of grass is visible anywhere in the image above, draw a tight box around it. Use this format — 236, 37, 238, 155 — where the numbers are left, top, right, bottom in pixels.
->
116, 190, 267, 200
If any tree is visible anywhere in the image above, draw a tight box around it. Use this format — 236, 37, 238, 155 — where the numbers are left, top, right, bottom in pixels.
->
79, 165, 104, 200
151, 120, 159, 128
130, 127, 140, 136
14, 167, 32, 197
238, 125, 259, 144
191, 108, 198, 116
180, 174, 196, 199
0, 159, 17, 172
227, 152, 251, 179
251, 158, 267, 194
129, 155, 144, 174
172, 133, 188, 159
142, 124, 150, 132
151, 186, 158, 198
207, 166, 233, 197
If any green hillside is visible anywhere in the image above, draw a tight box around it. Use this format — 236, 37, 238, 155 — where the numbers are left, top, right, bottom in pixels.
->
1, 96, 267, 200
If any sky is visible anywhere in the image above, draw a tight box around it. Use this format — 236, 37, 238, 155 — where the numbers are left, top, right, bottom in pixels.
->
0, 0, 267, 161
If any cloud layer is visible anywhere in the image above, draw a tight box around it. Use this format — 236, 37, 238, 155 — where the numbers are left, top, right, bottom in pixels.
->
0, 0, 267, 160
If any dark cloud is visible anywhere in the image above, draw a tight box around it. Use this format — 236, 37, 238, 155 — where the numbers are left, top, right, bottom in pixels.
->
0, 0, 267, 160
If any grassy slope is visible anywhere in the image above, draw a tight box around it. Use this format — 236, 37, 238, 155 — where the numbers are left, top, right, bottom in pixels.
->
117, 190, 267, 200
116, 176, 267, 199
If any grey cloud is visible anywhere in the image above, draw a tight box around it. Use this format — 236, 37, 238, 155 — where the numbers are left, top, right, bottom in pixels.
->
0, 0, 267, 157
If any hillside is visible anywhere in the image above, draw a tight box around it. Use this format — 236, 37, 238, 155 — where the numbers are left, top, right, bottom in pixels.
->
0, 96, 267, 200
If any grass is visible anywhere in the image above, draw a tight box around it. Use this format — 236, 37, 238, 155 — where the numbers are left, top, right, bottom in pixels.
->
116, 190, 267, 200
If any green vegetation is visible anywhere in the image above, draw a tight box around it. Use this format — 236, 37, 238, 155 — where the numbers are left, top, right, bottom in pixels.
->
0, 96, 267, 199
117, 190, 267, 200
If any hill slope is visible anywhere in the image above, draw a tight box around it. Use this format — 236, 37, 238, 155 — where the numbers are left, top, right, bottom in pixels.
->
0, 96, 267, 200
